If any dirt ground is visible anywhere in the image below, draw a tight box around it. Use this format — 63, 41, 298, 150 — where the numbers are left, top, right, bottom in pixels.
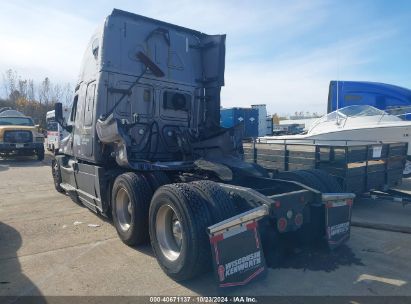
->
1, 156, 411, 299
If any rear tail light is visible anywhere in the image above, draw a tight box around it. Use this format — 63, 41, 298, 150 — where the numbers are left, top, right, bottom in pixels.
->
294, 213, 303, 226
277, 217, 287, 232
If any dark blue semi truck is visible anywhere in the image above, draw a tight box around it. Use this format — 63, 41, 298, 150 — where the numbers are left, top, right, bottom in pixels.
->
51, 9, 355, 287
328, 81, 411, 119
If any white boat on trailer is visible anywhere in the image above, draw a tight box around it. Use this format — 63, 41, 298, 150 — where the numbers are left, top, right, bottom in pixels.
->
262, 105, 411, 174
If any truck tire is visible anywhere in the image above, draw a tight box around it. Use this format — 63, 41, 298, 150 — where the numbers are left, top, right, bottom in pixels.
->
277, 170, 328, 192
112, 172, 153, 246
37, 147, 45, 161
302, 169, 343, 192
51, 159, 64, 193
149, 183, 213, 281
144, 171, 170, 192
190, 180, 236, 222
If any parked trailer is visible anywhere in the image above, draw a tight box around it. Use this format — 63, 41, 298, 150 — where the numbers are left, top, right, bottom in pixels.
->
243, 139, 407, 194
51, 9, 355, 287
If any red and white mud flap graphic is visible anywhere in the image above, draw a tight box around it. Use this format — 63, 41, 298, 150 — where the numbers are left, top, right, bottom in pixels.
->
209, 221, 266, 288
325, 198, 354, 250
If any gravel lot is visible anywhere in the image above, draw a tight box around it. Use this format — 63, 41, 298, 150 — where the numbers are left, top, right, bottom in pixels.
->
1, 156, 411, 298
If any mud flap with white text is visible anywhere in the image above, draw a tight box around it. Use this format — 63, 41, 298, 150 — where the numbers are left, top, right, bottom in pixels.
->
325, 198, 353, 250
209, 221, 266, 288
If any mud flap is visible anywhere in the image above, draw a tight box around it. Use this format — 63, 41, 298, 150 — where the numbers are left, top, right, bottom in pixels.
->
323, 194, 355, 250
208, 206, 268, 288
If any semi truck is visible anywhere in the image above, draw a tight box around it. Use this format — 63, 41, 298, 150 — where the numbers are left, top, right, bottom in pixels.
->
328, 81, 411, 119
51, 9, 354, 286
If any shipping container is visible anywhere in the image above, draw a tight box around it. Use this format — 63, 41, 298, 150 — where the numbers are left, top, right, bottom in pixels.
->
220, 107, 259, 138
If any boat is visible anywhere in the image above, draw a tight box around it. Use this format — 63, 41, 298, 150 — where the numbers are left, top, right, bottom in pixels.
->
262, 105, 411, 174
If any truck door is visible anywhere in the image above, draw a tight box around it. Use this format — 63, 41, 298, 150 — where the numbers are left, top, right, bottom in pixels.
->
57, 96, 78, 189
71, 81, 96, 159
72, 81, 101, 211
81, 82, 96, 158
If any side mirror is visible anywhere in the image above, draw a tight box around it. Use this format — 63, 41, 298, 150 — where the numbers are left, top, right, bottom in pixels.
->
55, 102, 72, 132
55, 102, 64, 125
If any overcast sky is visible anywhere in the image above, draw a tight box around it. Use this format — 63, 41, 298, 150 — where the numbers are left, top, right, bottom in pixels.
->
0, 0, 410, 115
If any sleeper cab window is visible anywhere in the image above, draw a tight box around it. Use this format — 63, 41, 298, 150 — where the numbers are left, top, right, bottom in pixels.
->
163, 91, 191, 111
70, 96, 78, 122
85, 83, 96, 126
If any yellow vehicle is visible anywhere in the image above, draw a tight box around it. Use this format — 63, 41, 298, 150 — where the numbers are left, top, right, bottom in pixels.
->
0, 109, 45, 161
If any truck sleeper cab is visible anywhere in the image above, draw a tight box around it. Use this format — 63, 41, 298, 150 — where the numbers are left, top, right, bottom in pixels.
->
52, 9, 354, 285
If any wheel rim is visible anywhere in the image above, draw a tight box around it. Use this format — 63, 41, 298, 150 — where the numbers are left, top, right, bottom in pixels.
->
115, 188, 132, 232
156, 204, 183, 261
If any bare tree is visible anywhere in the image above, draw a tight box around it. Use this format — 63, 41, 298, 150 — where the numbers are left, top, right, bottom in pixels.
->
1, 68, 74, 127
27, 80, 35, 101
3, 69, 18, 101
62, 83, 73, 107
51, 83, 63, 104
38, 77, 51, 106
9, 90, 21, 105
18, 79, 28, 99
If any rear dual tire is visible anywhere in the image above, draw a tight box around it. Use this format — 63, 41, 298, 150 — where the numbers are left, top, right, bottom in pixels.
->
190, 180, 236, 222
111, 174, 236, 281
112, 172, 153, 246
149, 183, 213, 281
277, 170, 328, 192
144, 171, 170, 191
303, 169, 343, 192
277, 169, 342, 193
149, 181, 236, 281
